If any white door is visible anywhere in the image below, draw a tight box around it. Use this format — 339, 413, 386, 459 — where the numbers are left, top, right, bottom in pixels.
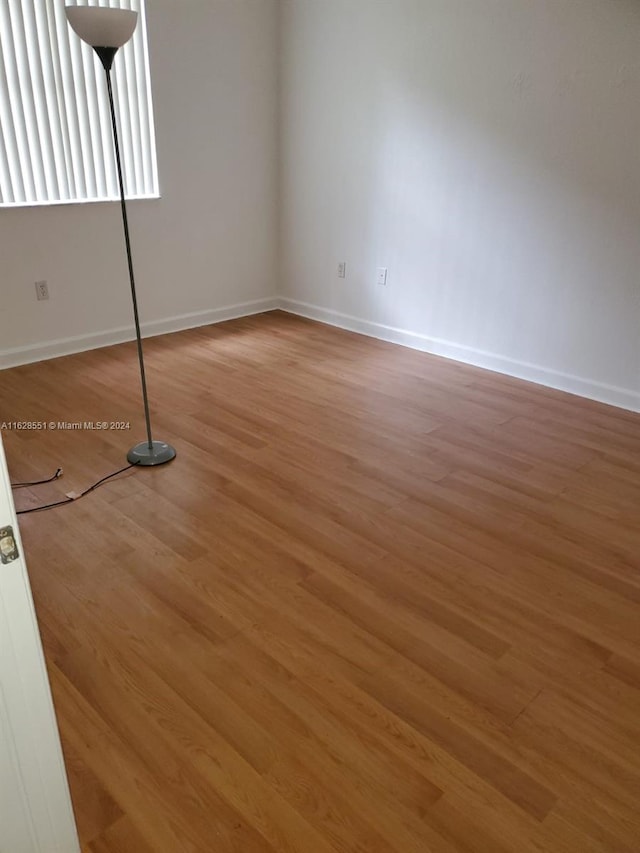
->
0, 434, 80, 853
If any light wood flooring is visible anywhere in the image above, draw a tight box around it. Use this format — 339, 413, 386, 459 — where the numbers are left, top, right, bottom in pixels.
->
2, 310, 640, 852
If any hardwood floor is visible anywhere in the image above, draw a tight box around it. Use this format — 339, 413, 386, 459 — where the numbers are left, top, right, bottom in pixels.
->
2, 310, 640, 852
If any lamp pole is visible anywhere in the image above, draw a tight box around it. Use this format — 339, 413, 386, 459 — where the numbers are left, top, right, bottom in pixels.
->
66, 8, 175, 466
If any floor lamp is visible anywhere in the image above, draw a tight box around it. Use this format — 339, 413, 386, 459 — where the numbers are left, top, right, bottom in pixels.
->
66, 6, 176, 467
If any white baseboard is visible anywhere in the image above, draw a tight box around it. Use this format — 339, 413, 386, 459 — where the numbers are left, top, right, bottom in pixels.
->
0, 297, 279, 369
4, 294, 638, 413
278, 297, 640, 414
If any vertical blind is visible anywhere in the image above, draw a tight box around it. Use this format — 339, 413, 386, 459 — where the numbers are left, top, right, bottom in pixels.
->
0, 0, 158, 206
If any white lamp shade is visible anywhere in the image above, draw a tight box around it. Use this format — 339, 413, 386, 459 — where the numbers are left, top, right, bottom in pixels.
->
65, 6, 138, 48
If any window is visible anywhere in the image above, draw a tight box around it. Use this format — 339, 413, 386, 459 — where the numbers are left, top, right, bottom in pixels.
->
0, 0, 159, 206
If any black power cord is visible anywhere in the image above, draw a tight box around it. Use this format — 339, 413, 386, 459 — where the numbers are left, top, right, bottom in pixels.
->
11, 468, 64, 488
16, 462, 138, 515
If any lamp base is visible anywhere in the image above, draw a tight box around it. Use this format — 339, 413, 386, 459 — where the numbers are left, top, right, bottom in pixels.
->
127, 440, 176, 467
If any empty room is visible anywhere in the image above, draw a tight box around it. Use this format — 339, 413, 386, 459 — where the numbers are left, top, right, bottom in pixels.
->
1, 1, 639, 851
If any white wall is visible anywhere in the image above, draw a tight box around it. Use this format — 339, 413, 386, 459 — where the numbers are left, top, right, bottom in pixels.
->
0, 0, 279, 366
3, 0, 639, 411
279, 0, 640, 411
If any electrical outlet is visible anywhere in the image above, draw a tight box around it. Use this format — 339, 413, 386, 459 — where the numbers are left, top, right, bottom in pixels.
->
338, 262, 347, 279
35, 280, 49, 301
377, 267, 388, 286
